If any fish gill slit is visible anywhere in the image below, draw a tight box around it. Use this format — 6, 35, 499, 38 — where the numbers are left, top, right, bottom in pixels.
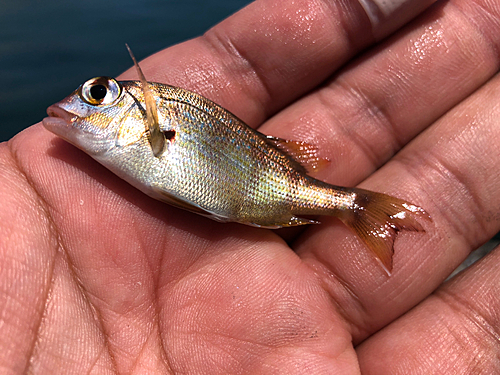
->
163, 130, 176, 141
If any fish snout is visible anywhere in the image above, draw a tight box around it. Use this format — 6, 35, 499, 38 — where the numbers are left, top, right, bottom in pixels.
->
42, 104, 80, 142
46, 105, 76, 123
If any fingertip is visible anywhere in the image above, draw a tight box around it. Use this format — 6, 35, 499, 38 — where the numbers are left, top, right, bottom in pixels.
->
357, 0, 439, 40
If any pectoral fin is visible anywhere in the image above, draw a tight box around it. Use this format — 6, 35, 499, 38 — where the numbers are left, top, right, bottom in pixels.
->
126, 44, 165, 157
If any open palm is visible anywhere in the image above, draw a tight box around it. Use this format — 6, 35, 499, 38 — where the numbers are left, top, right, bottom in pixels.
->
2, 0, 500, 373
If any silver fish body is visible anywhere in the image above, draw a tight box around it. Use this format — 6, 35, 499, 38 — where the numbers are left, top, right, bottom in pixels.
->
43, 76, 430, 273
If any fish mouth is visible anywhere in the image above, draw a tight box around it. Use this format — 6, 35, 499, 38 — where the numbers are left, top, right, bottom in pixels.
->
42, 105, 78, 138
42, 104, 112, 155
45, 104, 76, 123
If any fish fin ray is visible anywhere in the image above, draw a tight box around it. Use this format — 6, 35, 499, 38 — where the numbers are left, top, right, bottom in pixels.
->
151, 187, 230, 221
285, 216, 321, 226
338, 188, 431, 275
246, 216, 320, 228
126, 44, 165, 157
265, 136, 330, 174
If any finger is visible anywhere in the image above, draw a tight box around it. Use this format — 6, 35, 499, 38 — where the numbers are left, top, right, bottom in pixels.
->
118, 0, 436, 127
295, 49, 500, 342
263, 0, 500, 242
359, 0, 439, 40
357, 244, 500, 374
262, 0, 500, 186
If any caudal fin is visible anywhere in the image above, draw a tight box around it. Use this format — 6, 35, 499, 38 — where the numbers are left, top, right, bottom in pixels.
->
339, 188, 431, 275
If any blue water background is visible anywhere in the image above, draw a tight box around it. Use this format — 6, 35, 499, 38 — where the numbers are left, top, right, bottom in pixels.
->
0, 0, 251, 141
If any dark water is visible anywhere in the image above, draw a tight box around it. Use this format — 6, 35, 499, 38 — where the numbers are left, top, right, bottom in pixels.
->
0, 0, 251, 141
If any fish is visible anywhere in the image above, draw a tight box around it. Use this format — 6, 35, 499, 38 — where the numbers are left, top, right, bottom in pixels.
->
42, 48, 431, 274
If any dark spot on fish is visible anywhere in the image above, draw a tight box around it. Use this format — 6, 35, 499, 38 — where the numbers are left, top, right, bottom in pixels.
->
163, 130, 176, 141
90, 84, 107, 100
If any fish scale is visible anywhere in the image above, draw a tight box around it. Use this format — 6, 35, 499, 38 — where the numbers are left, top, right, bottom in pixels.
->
43, 60, 431, 274
151, 91, 298, 222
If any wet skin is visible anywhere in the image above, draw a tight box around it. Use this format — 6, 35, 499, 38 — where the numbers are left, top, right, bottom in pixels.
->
1, 0, 500, 373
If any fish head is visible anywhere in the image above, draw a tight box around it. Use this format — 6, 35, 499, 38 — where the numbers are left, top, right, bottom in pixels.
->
43, 76, 146, 156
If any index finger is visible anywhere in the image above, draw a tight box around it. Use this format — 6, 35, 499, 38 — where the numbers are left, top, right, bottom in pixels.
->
118, 0, 437, 128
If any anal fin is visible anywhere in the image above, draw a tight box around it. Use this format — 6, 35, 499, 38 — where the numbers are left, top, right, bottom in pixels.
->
247, 216, 320, 229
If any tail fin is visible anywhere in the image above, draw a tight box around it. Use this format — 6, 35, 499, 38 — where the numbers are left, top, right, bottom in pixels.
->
338, 188, 431, 275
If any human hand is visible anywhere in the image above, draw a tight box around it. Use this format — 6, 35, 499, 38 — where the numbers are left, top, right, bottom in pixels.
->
2, 0, 500, 373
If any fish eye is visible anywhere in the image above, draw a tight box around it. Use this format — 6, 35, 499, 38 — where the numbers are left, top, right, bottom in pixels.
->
80, 77, 122, 106
90, 84, 107, 100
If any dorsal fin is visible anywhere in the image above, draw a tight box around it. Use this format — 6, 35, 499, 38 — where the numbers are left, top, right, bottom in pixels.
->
126, 44, 165, 157
265, 136, 330, 174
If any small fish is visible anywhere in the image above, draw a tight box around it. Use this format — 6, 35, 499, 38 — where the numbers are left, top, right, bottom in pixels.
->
43, 49, 430, 274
